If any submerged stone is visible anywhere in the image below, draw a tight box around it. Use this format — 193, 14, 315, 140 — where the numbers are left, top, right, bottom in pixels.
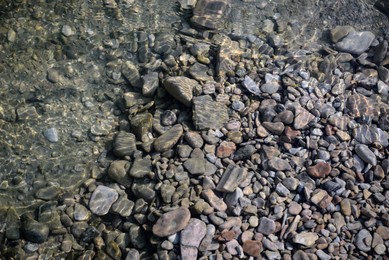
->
193, 95, 229, 130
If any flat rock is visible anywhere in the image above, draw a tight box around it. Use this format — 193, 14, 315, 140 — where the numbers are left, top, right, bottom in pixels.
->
201, 189, 227, 212
268, 157, 291, 171
180, 218, 207, 247
108, 160, 132, 188
89, 185, 119, 216
183, 158, 207, 175
233, 145, 256, 161
216, 164, 248, 192
142, 72, 159, 97
111, 196, 134, 217
193, 95, 229, 130
257, 217, 276, 235
353, 125, 389, 147
292, 232, 318, 247
243, 240, 262, 257
152, 207, 191, 237
153, 124, 183, 152
335, 31, 375, 55
216, 141, 236, 158
164, 76, 199, 107
113, 131, 137, 158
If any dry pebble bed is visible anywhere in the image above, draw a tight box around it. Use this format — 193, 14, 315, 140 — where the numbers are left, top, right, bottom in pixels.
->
1, 0, 389, 260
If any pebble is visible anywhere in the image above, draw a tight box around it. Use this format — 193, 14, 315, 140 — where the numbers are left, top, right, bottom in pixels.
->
216, 164, 248, 192
268, 157, 291, 171
335, 30, 375, 55
153, 124, 183, 152
292, 232, 318, 247
216, 141, 236, 158
257, 217, 276, 235
43, 128, 59, 142
354, 229, 372, 252
89, 185, 119, 216
193, 95, 229, 130
243, 240, 262, 257
355, 144, 377, 166
152, 207, 191, 237
180, 218, 207, 247
307, 162, 331, 178
21, 216, 50, 244
164, 76, 198, 107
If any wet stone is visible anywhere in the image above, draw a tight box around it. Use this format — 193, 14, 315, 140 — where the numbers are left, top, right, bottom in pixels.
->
152, 207, 191, 237
111, 196, 134, 217
160, 110, 177, 126
122, 61, 142, 88
189, 62, 213, 82
164, 76, 198, 107
353, 125, 389, 147
21, 216, 50, 244
193, 95, 229, 130
113, 131, 137, 158
153, 124, 183, 152
184, 131, 204, 148
89, 185, 119, 216
130, 112, 153, 141
35, 186, 61, 200
74, 203, 91, 221
108, 160, 132, 188
202, 189, 227, 212
330, 26, 355, 43
142, 72, 159, 97
129, 158, 152, 178
43, 128, 58, 142
216, 164, 248, 192
335, 31, 375, 55
242, 75, 260, 96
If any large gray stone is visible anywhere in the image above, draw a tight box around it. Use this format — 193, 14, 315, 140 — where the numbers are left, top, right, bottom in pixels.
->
152, 207, 191, 237
153, 124, 183, 152
335, 31, 375, 55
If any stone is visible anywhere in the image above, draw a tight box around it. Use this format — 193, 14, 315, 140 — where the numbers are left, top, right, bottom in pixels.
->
274, 110, 294, 124
353, 125, 389, 147
216, 141, 236, 158
184, 131, 204, 148
242, 75, 260, 95
262, 122, 285, 135
257, 217, 276, 235
129, 158, 152, 178
180, 218, 207, 247
294, 106, 315, 129
183, 158, 207, 175
310, 189, 332, 209
193, 95, 229, 130
335, 31, 375, 55
354, 229, 372, 252
376, 226, 389, 240
74, 203, 91, 221
21, 216, 49, 244
216, 164, 248, 192
142, 72, 159, 97
233, 145, 256, 161
275, 183, 290, 197
355, 144, 377, 166
340, 198, 352, 216
201, 189, 227, 212
243, 240, 262, 257
111, 196, 134, 217
130, 113, 153, 141
189, 62, 213, 81
113, 132, 137, 158
108, 160, 132, 188
153, 124, 183, 152
123, 92, 152, 108
89, 185, 119, 216
43, 128, 58, 142
330, 26, 355, 43
288, 201, 302, 215
122, 61, 142, 88
268, 157, 291, 171
35, 186, 61, 200
307, 162, 331, 178
152, 207, 191, 237
292, 232, 318, 247
164, 76, 199, 106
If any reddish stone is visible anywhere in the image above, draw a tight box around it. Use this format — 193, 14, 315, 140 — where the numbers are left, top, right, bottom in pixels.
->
216, 230, 237, 242
216, 141, 236, 158
307, 162, 331, 178
243, 240, 262, 257
284, 126, 301, 140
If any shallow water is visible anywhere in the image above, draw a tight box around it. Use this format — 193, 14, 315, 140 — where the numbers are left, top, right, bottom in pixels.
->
0, 0, 387, 213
